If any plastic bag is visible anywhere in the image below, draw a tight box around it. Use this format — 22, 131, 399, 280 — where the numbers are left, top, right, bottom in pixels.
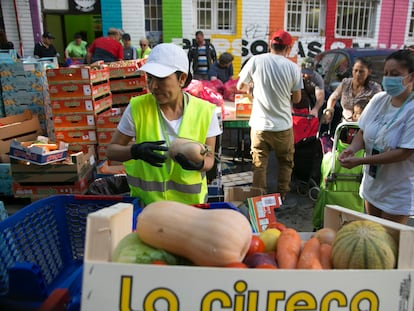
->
223, 78, 243, 101
184, 79, 224, 107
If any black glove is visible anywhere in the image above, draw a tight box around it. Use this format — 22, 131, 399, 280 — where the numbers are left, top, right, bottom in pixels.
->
130, 141, 168, 167
175, 153, 204, 171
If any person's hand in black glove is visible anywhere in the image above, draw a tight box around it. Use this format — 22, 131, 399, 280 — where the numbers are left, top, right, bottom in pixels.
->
175, 153, 204, 171
130, 141, 168, 167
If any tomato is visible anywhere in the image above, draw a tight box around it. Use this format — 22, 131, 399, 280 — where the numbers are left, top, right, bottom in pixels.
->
266, 221, 287, 232
224, 262, 248, 268
152, 260, 167, 265
255, 263, 278, 269
246, 235, 266, 256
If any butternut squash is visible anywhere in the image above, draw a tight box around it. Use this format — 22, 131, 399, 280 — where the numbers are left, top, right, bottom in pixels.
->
168, 137, 211, 163
136, 201, 252, 266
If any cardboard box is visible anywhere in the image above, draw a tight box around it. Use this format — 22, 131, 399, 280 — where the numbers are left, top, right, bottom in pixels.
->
55, 128, 97, 143
13, 165, 94, 199
48, 81, 111, 100
108, 59, 146, 79
9, 139, 68, 165
111, 89, 147, 105
2, 89, 47, 106
68, 142, 97, 155
53, 113, 96, 129
96, 159, 126, 177
95, 108, 122, 129
46, 67, 110, 84
1, 75, 48, 92
97, 143, 108, 161
81, 205, 414, 310
97, 129, 116, 144
109, 76, 147, 92
51, 94, 112, 115
235, 94, 253, 118
0, 61, 45, 77
11, 145, 95, 183
0, 110, 42, 155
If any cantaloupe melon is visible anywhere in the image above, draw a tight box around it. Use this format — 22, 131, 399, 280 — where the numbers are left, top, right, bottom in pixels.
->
331, 220, 398, 269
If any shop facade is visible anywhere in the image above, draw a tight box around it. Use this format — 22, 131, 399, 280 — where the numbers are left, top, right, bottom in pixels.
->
1, 0, 413, 70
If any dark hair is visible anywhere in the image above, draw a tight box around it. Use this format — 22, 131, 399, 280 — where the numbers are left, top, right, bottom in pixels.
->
386, 49, 414, 73
74, 33, 82, 39
175, 71, 192, 88
218, 52, 233, 66
353, 57, 374, 86
122, 33, 131, 41
195, 30, 204, 37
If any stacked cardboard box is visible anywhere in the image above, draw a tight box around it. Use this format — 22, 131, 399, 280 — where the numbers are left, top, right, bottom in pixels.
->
46, 66, 112, 155
107, 59, 148, 111
0, 59, 57, 137
11, 145, 95, 200
93, 60, 148, 164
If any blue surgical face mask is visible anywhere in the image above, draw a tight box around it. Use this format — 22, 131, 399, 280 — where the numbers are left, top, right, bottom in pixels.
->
381, 76, 407, 97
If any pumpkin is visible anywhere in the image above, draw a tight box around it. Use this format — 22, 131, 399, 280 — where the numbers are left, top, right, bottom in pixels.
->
136, 201, 252, 266
168, 137, 211, 163
331, 220, 398, 269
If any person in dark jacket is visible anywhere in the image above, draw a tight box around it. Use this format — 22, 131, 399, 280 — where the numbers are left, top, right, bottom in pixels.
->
188, 31, 217, 80
34, 32, 58, 58
0, 29, 14, 50
208, 52, 234, 83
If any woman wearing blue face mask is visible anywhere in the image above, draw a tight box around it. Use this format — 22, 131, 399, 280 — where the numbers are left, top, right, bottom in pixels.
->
338, 49, 414, 224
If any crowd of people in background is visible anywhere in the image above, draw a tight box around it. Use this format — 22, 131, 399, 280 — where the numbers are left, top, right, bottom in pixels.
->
1, 25, 413, 225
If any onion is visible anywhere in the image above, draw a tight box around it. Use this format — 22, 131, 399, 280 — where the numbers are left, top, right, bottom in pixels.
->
313, 227, 337, 245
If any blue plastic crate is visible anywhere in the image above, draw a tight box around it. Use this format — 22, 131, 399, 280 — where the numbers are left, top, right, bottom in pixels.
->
0, 194, 140, 311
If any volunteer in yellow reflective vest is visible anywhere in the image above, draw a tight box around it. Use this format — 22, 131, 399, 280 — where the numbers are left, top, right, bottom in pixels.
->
107, 43, 222, 205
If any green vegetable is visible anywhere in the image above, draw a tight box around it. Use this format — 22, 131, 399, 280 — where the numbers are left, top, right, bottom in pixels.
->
112, 232, 191, 265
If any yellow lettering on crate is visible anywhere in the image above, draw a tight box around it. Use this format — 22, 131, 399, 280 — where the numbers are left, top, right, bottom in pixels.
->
119, 276, 179, 311
234, 280, 247, 311
267, 292, 286, 310
320, 291, 347, 310
286, 291, 317, 310
201, 290, 232, 311
144, 288, 179, 311
350, 290, 379, 311
119, 276, 133, 311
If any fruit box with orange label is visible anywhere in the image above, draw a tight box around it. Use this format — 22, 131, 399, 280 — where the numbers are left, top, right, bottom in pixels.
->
55, 128, 97, 143
235, 94, 253, 118
51, 94, 112, 115
46, 67, 110, 84
48, 81, 111, 100
53, 113, 96, 129
81, 204, 414, 310
95, 108, 122, 129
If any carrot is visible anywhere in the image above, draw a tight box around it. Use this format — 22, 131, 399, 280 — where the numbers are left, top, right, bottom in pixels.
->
275, 228, 302, 269
296, 237, 323, 269
319, 243, 332, 269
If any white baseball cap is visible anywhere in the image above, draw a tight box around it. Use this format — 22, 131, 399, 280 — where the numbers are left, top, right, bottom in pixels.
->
139, 43, 189, 78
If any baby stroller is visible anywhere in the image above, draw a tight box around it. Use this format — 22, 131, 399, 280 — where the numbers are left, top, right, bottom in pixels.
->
312, 122, 365, 230
292, 108, 323, 201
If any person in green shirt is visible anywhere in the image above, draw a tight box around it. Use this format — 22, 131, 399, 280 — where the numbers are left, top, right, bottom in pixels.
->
137, 38, 151, 59
65, 33, 88, 64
